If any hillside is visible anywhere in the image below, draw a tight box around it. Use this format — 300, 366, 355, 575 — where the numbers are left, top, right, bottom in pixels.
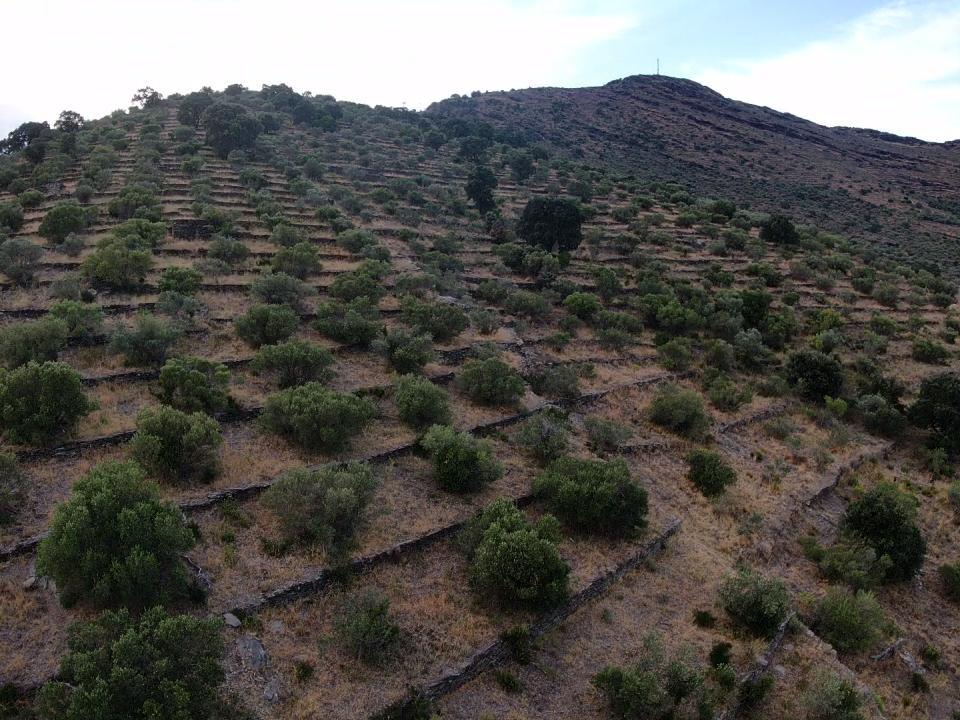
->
0, 82, 958, 720
427, 74, 960, 273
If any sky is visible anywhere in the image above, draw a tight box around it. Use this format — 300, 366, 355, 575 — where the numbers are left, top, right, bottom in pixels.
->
0, 0, 957, 141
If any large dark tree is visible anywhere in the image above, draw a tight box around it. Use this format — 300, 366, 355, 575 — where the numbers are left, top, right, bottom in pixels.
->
54, 111, 84, 133
0, 121, 50, 155
785, 349, 844, 402
176, 91, 214, 127
910, 372, 960, 454
760, 214, 799, 245
131, 86, 163, 109
465, 164, 497, 214
516, 197, 583, 252
200, 103, 262, 158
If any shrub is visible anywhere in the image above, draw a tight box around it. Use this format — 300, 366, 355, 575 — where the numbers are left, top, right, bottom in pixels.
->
0, 361, 92, 445
420, 424, 502, 492
154, 356, 230, 412
250, 271, 311, 309
786, 350, 844, 402
813, 587, 886, 653
0, 201, 24, 232
272, 241, 320, 278
330, 265, 385, 303
235, 303, 298, 347
37, 607, 222, 720
394, 375, 451, 429
158, 266, 202, 295
314, 297, 382, 347
856, 394, 906, 437
802, 671, 865, 720
584, 416, 632, 453
718, 567, 790, 637
657, 337, 693, 371
39, 201, 87, 243
208, 236, 249, 265
516, 197, 583, 252
0, 238, 42, 284
525, 364, 579, 399
811, 539, 892, 591
334, 588, 400, 664
706, 374, 752, 412
49, 300, 103, 341
458, 357, 525, 406
687, 449, 736, 497
0, 452, 24, 524
759, 214, 799, 245
535, 457, 647, 535
260, 383, 376, 452
262, 463, 377, 552
911, 337, 950, 364
649, 384, 710, 438
251, 340, 334, 388
516, 410, 570, 464
939, 562, 960, 602
108, 184, 161, 221
375, 328, 433, 374
468, 500, 568, 608
0, 317, 68, 368
201, 102, 262, 158
82, 239, 153, 290
564, 291, 602, 320
36, 461, 195, 608
110, 313, 182, 366
910, 372, 960, 453
593, 634, 707, 720
400, 296, 469, 342
130, 405, 222, 483
842, 481, 925, 583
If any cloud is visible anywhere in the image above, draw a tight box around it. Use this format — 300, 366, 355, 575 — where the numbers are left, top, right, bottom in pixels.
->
694, 1, 960, 142
0, 0, 637, 134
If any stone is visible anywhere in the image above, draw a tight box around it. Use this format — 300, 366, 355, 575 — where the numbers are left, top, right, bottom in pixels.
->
773, 664, 787, 678
263, 678, 280, 703
268, 620, 284, 633
223, 612, 241, 628
236, 634, 267, 671
22, 576, 36, 590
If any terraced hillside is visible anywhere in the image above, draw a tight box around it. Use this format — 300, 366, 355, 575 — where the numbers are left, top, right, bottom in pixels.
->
0, 84, 959, 720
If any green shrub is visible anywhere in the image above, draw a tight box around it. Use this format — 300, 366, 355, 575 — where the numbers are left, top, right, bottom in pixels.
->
269, 222, 303, 247
525, 364, 579, 399
400, 296, 469, 342
657, 337, 693, 371
910, 372, 960, 453
0, 452, 24, 525
468, 500, 568, 608
82, 239, 153, 290
535, 457, 647, 535
158, 266, 202, 295
706, 374, 752, 411
718, 567, 790, 637
37, 461, 195, 608
208, 236, 249, 265
235, 303, 298, 347
375, 328, 433, 374
272, 241, 320, 278
516, 410, 570, 464
563, 291, 602, 320
649, 384, 710, 438
584, 416, 632, 453
251, 271, 311, 309
314, 297, 383, 347
39, 201, 88, 243
0, 361, 93, 445
420, 424, 502, 492
37, 607, 222, 720
802, 671, 865, 720
394, 375, 451, 429
593, 267, 623, 301
262, 463, 377, 552
813, 587, 886, 653
110, 313, 182, 366
786, 350, 844, 402
49, 300, 103, 341
0, 238, 42, 284
911, 337, 950, 364
130, 405, 222, 483
759, 214, 798, 245
842, 481, 925, 583
260, 382, 376, 452
457, 357, 525, 406
811, 539, 892, 591
251, 340, 333, 388
687, 449, 736, 497
335, 588, 400, 664
0, 317, 68, 368
108, 184, 161, 221
855, 394, 906, 437
503, 289, 551, 318
593, 634, 707, 720
939, 562, 960, 602
330, 265, 386, 303
154, 356, 230, 412
0, 201, 24, 232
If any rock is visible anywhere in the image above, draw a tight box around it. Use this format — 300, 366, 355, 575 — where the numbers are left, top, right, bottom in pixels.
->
22, 576, 37, 590
223, 612, 241, 628
773, 664, 787, 679
268, 620, 284, 633
263, 678, 280, 703
236, 634, 267, 671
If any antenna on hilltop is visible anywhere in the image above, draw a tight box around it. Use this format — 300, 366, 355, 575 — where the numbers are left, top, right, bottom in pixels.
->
656, 58, 660, 76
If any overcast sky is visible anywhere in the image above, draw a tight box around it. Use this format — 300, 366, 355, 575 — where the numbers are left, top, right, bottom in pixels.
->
1, 0, 957, 141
